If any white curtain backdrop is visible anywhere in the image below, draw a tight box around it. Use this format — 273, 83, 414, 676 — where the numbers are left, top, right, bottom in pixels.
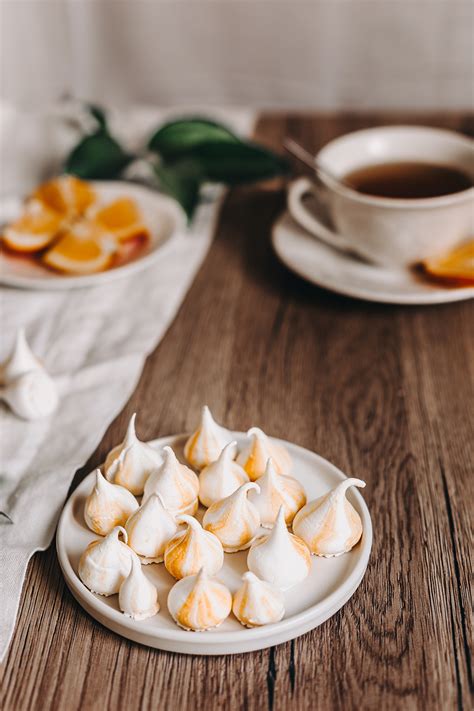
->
1, 0, 473, 110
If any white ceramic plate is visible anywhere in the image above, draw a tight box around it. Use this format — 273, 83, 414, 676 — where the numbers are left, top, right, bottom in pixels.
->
0, 182, 186, 290
57, 433, 372, 655
273, 211, 474, 305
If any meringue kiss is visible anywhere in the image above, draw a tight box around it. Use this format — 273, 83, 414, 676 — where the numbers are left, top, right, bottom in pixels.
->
78, 526, 135, 596
104, 413, 163, 495
119, 554, 160, 620
164, 514, 224, 579
247, 506, 311, 590
0, 328, 59, 420
292, 477, 366, 557
142, 446, 199, 516
0, 369, 59, 420
125, 493, 178, 564
84, 469, 138, 536
237, 427, 292, 480
198, 441, 249, 508
202, 482, 261, 552
249, 458, 306, 527
167, 568, 232, 631
232, 572, 285, 628
0, 328, 42, 384
184, 405, 233, 470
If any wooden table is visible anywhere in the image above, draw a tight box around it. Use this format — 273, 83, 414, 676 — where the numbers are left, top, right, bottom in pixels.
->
1, 113, 472, 711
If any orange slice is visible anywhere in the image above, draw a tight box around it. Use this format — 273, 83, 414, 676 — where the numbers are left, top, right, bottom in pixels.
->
42, 221, 117, 275
2, 200, 64, 252
91, 197, 148, 242
422, 240, 474, 285
33, 175, 95, 219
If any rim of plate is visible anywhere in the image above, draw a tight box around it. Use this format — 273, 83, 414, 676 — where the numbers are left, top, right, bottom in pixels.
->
56, 432, 373, 646
272, 211, 474, 305
0, 182, 187, 290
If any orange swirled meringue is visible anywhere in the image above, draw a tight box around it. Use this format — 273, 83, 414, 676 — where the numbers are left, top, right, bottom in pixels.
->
236, 427, 292, 481
232, 572, 285, 628
249, 458, 306, 527
125, 493, 178, 564
292, 478, 366, 557
202, 482, 261, 552
167, 567, 232, 631
119, 555, 160, 620
104, 413, 163, 495
247, 506, 311, 590
142, 446, 199, 516
198, 441, 249, 508
184, 405, 234, 470
164, 514, 224, 579
84, 469, 138, 536
78, 526, 135, 596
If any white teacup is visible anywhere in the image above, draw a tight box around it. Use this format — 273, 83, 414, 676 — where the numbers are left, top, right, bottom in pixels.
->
288, 126, 474, 267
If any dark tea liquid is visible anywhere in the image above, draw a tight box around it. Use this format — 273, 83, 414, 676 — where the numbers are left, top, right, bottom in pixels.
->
344, 162, 472, 199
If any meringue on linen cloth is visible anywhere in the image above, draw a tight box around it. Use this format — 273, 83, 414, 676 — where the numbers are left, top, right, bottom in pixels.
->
0, 104, 256, 662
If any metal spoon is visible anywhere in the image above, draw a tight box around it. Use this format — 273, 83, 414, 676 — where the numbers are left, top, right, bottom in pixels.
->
283, 138, 352, 191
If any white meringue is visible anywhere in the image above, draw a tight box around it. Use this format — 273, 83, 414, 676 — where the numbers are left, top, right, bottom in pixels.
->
0, 369, 59, 420
104, 413, 162, 495
292, 477, 366, 557
198, 441, 249, 508
236, 427, 292, 480
167, 567, 232, 631
232, 572, 285, 628
84, 469, 138, 536
249, 458, 306, 527
0, 329, 59, 419
202, 481, 261, 552
0, 328, 42, 384
142, 446, 199, 516
247, 506, 311, 590
184, 405, 234, 470
125, 493, 178, 564
78, 526, 135, 596
118, 554, 160, 620
164, 514, 224, 579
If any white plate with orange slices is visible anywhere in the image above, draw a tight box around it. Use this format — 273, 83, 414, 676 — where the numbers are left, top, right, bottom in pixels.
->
0, 176, 186, 290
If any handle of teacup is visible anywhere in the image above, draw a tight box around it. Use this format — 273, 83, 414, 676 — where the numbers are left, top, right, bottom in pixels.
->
287, 177, 353, 253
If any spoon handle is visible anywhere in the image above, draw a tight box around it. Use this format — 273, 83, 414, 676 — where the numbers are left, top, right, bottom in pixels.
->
283, 138, 315, 171
283, 138, 348, 191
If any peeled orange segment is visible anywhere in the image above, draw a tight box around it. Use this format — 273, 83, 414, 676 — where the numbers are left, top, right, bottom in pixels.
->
42, 222, 117, 275
91, 197, 148, 242
2, 200, 64, 252
422, 240, 474, 284
33, 175, 95, 219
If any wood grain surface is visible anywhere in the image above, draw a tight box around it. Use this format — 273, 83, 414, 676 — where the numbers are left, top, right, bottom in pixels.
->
1, 113, 472, 711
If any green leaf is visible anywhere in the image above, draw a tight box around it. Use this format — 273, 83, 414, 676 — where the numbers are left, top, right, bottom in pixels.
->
87, 103, 107, 130
179, 141, 289, 185
153, 160, 202, 220
148, 118, 239, 159
64, 131, 132, 180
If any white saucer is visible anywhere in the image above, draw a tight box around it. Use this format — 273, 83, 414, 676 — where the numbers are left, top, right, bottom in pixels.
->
0, 182, 186, 290
272, 211, 474, 305
56, 433, 372, 655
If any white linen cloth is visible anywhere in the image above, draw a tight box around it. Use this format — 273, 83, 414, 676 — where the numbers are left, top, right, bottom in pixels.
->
0, 107, 255, 662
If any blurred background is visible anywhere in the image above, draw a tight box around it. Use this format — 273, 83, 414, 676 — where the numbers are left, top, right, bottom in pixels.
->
1, 0, 473, 197
1, 0, 472, 110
